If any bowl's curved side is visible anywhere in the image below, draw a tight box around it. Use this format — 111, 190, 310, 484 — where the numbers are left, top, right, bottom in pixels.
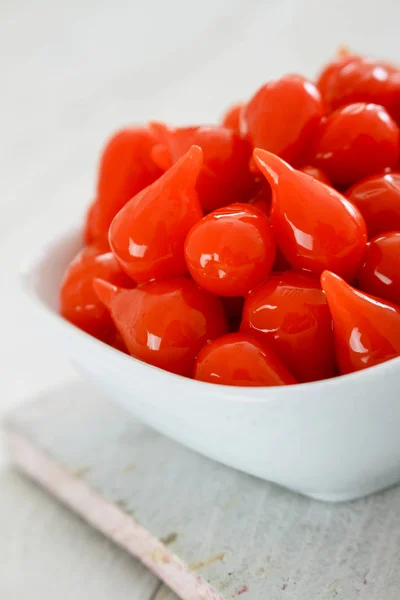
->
19, 227, 400, 501
73, 336, 400, 501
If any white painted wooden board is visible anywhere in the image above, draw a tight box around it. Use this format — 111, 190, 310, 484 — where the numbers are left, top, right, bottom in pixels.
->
3, 382, 400, 600
0, 468, 161, 599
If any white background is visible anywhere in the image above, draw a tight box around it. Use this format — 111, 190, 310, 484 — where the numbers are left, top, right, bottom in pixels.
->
1, 0, 400, 597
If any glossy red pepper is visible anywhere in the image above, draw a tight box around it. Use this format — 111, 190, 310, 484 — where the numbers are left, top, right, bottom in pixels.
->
150, 123, 253, 212
357, 232, 400, 306
317, 52, 360, 109
221, 103, 244, 133
312, 103, 399, 186
60, 248, 133, 342
185, 203, 276, 296
317, 54, 400, 124
254, 149, 367, 280
321, 270, 400, 374
85, 128, 162, 242
346, 173, 400, 238
241, 271, 336, 383
241, 74, 324, 166
93, 277, 227, 376
194, 333, 296, 386
299, 165, 330, 185
109, 145, 203, 283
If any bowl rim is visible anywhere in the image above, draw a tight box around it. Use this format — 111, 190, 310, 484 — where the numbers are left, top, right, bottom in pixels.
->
19, 225, 400, 403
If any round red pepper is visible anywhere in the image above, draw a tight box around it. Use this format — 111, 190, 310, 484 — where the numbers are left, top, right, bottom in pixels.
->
346, 173, 400, 238
241, 271, 336, 383
241, 74, 324, 166
357, 232, 400, 306
194, 333, 296, 386
317, 52, 360, 109
60, 248, 133, 342
312, 103, 399, 186
185, 203, 276, 296
317, 54, 400, 124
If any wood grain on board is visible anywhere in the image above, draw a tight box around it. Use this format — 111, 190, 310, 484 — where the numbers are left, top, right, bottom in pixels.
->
3, 382, 400, 600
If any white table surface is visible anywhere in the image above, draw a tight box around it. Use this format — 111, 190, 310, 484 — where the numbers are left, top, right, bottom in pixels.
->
1, 1, 400, 597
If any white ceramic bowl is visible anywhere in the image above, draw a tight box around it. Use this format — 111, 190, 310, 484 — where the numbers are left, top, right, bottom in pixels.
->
21, 228, 400, 502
